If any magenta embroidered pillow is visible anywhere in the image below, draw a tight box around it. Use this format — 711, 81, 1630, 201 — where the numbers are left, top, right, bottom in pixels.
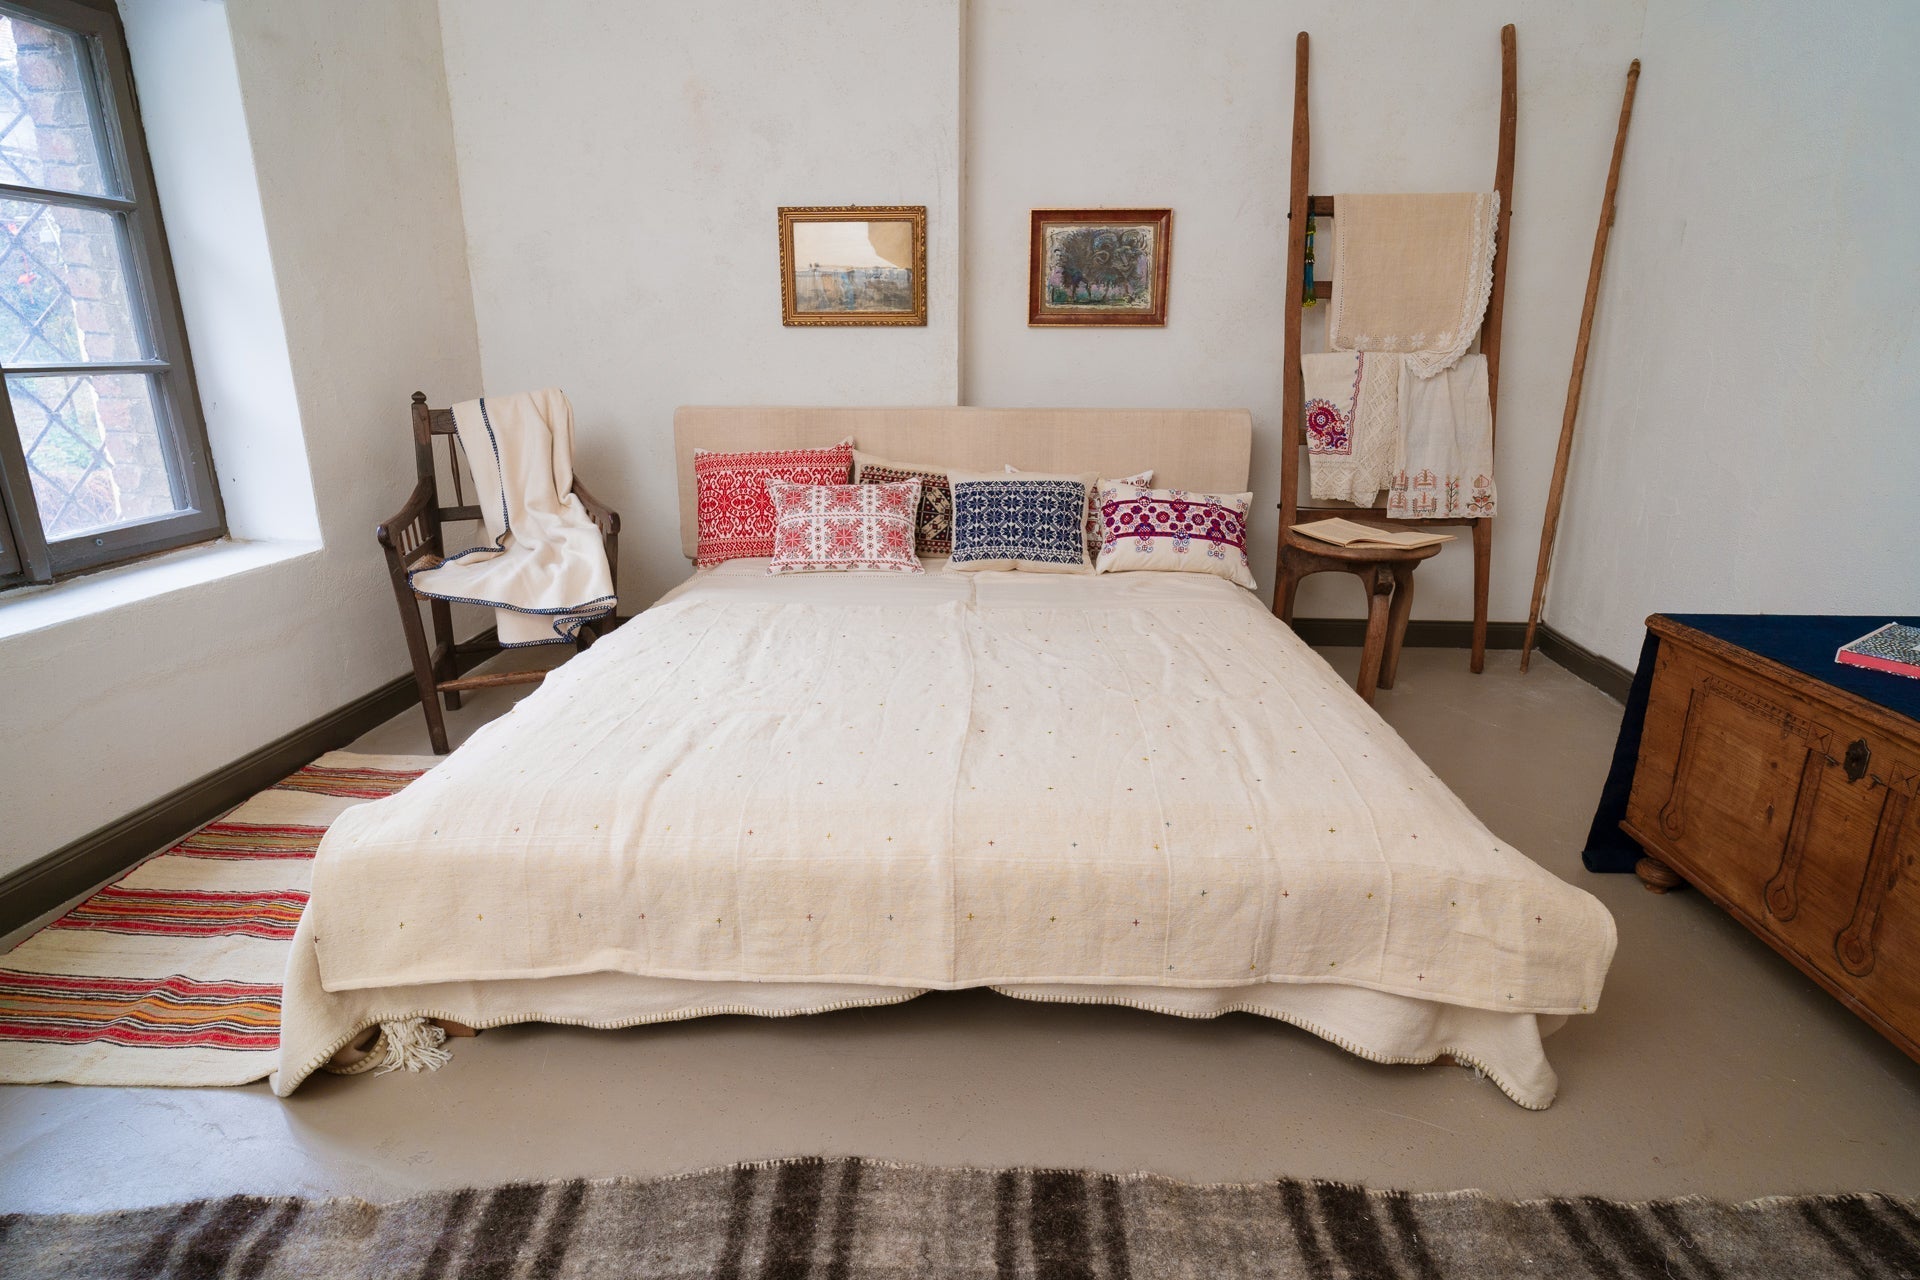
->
694, 441, 853, 566
1095, 482, 1257, 589
766, 479, 924, 575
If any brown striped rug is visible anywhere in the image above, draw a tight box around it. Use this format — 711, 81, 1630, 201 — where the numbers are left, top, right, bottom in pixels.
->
0, 753, 434, 1087
2, 1159, 1916, 1279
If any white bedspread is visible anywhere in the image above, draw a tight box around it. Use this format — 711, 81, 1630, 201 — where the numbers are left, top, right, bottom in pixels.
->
303, 564, 1614, 1032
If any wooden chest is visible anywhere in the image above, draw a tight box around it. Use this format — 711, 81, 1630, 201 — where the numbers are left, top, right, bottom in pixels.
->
1624, 615, 1920, 1063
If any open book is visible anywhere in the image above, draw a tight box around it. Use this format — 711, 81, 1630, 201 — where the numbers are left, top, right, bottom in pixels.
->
1291, 517, 1456, 551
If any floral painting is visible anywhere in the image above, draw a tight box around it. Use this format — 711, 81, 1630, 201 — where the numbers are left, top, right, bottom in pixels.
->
1028, 209, 1172, 327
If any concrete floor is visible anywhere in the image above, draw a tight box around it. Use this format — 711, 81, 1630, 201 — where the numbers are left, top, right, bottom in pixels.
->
3, 644, 1917, 1213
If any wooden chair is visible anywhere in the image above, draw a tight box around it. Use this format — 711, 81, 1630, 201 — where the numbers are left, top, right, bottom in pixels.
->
375, 391, 620, 754
1273, 27, 1516, 702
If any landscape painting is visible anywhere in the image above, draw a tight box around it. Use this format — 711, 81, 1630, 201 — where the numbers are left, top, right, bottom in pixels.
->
780, 206, 927, 326
1028, 208, 1172, 327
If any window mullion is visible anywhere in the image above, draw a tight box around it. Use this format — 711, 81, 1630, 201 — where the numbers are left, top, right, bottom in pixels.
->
0, 383, 53, 581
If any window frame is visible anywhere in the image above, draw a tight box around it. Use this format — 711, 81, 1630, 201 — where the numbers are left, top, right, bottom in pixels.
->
0, 0, 221, 591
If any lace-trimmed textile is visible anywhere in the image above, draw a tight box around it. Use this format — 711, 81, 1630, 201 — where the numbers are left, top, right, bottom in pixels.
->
1303, 351, 1401, 507
1328, 192, 1498, 379
766, 479, 924, 574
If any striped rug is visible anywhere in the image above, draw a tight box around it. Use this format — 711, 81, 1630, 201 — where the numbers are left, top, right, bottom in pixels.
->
0, 752, 433, 1087
2, 1159, 1917, 1279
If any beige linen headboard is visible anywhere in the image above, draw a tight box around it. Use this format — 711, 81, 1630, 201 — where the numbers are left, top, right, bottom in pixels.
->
672, 406, 1254, 560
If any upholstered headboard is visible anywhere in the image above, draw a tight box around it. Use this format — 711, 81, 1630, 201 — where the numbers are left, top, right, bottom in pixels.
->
671, 406, 1254, 560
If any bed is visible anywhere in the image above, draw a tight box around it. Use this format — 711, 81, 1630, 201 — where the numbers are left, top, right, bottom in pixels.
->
274, 407, 1615, 1108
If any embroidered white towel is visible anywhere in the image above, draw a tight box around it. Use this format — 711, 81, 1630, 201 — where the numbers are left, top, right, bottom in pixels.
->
1386, 355, 1496, 520
1328, 192, 1498, 378
1302, 351, 1401, 507
409, 388, 615, 645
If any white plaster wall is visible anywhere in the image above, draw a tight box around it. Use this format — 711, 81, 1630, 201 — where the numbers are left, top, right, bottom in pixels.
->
436, 0, 963, 610
0, 0, 482, 876
963, 0, 1646, 620
1545, 0, 1920, 669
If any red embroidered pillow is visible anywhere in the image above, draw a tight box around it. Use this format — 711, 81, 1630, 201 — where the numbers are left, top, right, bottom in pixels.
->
766, 479, 924, 575
694, 441, 852, 566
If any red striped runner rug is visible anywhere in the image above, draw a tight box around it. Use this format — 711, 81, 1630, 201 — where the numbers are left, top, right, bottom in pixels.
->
0, 752, 434, 1086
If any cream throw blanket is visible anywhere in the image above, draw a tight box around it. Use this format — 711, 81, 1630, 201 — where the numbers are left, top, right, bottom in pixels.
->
1329, 193, 1499, 378
1387, 355, 1497, 520
305, 566, 1613, 1018
409, 388, 615, 646
1301, 351, 1400, 507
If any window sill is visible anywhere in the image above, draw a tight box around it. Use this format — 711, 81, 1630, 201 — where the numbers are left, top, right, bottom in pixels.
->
0, 536, 322, 641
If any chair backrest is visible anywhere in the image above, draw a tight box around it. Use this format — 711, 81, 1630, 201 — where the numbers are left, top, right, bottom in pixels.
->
410, 390, 485, 528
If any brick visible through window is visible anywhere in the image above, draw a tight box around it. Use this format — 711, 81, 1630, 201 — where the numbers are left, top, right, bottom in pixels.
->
0, 0, 221, 588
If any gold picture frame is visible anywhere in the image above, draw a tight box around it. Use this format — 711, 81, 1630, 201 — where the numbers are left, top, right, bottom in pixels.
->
779, 205, 928, 326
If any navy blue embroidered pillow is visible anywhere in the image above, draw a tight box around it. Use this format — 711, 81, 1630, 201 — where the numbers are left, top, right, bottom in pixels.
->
947, 471, 1094, 573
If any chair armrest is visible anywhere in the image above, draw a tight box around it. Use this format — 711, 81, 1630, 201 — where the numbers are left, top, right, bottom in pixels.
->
569, 477, 621, 536
375, 477, 437, 557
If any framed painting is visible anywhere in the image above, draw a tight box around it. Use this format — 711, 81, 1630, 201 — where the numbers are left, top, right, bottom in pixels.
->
779, 205, 927, 326
1028, 208, 1172, 327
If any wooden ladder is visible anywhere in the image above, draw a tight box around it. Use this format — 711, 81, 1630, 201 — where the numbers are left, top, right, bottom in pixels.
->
1274, 25, 1517, 676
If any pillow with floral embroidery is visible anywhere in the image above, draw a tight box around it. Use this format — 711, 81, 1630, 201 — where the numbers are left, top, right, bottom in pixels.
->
1094, 482, 1257, 589
853, 450, 954, 556
948, 470, 1095, 573
693, 441, 852, 566
766, 479, 924, 575
1006, 465, 1152, 554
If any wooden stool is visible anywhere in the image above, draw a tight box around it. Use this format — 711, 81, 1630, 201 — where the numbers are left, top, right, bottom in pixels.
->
1275, 529, 1442, 703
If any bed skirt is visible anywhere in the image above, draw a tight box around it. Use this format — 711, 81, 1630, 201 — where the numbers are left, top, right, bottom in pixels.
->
272, 912, 1566, 1108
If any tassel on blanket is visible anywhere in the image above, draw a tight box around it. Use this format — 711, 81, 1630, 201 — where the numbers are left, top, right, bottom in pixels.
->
322, 1018, 452, 1077
372, 1018, 451, 1075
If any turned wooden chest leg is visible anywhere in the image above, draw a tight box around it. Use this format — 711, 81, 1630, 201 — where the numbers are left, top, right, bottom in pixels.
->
1635, 855, 1687, 894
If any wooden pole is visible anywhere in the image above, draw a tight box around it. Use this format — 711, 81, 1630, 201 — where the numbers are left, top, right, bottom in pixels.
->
1469, 23, 1518, 675
1520, 58, 1640, 672
1272, 31, 1311, 615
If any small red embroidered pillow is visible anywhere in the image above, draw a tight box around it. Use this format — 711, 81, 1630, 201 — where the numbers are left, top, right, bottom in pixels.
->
694, 441, 852, 566
766, 479, 925, 575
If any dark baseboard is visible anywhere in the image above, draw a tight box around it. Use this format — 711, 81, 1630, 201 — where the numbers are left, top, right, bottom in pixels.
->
1534, 623, 1634, 702
1290, 616, 1631, 702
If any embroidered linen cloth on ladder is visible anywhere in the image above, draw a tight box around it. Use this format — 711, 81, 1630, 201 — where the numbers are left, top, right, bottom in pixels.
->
1301, 351, 1400, 507
409, 388, 615, 645
1387, 355, 1496, 520
1328, 192, 1499, 379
